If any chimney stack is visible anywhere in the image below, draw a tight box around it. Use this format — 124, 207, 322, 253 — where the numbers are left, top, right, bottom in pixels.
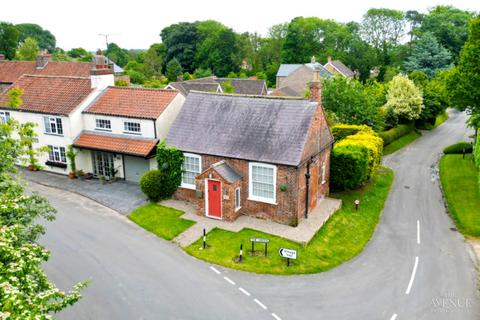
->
90, 54, 114, 89
36, 53, 51, 69
309, 68, 322, 105
311, 56, 316, 64
0, 54, 5, 62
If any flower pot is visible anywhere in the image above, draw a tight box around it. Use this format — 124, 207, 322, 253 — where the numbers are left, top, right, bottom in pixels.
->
68, 172, 76, 179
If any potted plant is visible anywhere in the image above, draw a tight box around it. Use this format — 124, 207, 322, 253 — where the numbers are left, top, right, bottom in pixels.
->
99, 175, 106, 185
76, 169, 85, 180
85, 172, 93, 180
66, 145, 78, 179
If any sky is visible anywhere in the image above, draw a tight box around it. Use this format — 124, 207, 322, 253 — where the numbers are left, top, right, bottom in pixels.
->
1, 0, 479, 50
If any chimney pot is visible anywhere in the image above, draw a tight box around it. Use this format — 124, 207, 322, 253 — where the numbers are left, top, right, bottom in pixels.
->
309, 79, 322, 105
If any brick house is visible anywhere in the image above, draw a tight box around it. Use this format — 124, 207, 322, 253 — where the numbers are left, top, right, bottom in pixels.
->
167, 72, 333, 225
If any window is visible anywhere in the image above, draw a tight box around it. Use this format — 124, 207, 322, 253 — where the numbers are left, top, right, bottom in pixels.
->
321, 163, 326, 184
181, 153, 201, 189
0, 111, 10, 123
47, 145, 66, 163
249, 162, 276, 204
123, 121, 141, 134
95, 118, 111, 131
235, 187, 241, 211
43, 116, 63, 135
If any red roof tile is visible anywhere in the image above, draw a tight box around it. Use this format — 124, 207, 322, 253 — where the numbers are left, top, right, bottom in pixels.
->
0, 75, 93, 115
0, 61, 91, 84
73, 132, 158, 157
84, 87, 179, 119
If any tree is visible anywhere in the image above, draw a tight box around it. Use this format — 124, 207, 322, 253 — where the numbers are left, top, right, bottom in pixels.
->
0, 22, 20, 59
160, 22, 198, 72
385, 74, 423, 121
105, 42, 129, 67
67, 47, 92, 61
322, 76, 384, 131
144, 43, 166, 78
193, 68, 213, 78
16, 23, 56, 53
448, 17, 480, 115
405, 10, 424, 42
166, 58, 183, 82
16, 37, 40, 61
419, 5, 474, 59
404, 32, 452, 77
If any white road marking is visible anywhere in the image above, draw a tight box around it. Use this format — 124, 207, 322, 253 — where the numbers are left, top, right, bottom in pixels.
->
254, 298, 268, 310
239, 287, 251, 296
390, 313, 398, 320
272, 313, 282, 320
223, 276, 236, 285
405, 256, 419, 295
209, 266, 221, 274
417, 220, 420, 244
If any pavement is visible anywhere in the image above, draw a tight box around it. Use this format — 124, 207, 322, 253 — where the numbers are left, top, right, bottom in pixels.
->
20, 168, 146, 215
163, 198, 342, 247
36, 109, 479, 320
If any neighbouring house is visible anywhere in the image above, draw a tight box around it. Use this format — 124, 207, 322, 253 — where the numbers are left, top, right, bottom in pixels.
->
166, 76, 268, 96
273, 57, 332, 97
75, 86, 184, 182
323, 56, 355, 78
166, 71, 333, 225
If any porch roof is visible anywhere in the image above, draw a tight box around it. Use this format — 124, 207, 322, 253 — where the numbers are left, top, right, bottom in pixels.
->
73, 131, 158, 157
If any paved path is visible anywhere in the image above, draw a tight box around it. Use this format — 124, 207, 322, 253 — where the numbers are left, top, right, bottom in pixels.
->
164, 198, 341, 247
37, 109, 479, 320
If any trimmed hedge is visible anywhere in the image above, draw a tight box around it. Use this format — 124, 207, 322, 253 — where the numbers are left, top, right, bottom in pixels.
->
379, 123, 414, 146
443, 142, 473, 154
475, 136, 480, 168
331, 124, 373, 141
140, 170, 164, 202
330, 145, 369, 190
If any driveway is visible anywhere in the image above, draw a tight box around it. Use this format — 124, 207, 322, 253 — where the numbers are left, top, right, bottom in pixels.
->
38, 109, 479, 320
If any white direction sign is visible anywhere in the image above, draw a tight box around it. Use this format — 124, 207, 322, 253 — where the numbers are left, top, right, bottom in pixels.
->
278, 248, 297, 259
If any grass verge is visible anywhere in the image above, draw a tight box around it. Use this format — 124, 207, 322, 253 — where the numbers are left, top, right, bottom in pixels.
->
129, 203, 195, 240
185, 166, 394, 274
439, 154, 480, 237
434, 111, 449, 129
383, 131, 421, 155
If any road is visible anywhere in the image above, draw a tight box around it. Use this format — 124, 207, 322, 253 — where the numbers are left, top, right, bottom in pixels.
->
37, 109, 479, 320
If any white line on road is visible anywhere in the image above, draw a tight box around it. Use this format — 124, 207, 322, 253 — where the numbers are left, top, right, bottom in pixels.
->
239, 287, 251, 296
209, 266, 221, 274
254, 298, 268, 310
405, 256, 419, 295
223, 276, 236, 285
272, 313, 282, 320
417, 220, 420, 245
390, 313, 398, 320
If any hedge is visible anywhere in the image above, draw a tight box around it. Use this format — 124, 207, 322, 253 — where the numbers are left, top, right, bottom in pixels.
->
330, 144, 369, 190
379, 123, 414, 146
475, 136, 480, 168
140, 170, 164, 202
443, 142, 473, 154
331, 124, 373, 141
335, 132, 384, 178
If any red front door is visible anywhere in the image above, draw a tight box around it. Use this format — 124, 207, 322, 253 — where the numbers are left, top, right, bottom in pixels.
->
207, 180, 222, 219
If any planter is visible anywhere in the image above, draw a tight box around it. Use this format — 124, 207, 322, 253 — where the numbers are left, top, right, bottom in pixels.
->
68, 172, 76, 179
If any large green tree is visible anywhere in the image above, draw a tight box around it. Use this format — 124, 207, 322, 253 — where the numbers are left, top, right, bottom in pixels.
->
160, 22, 198, 72
144, 43, 166, 78
404, 32, 452, 77
16, 23, 56, 53
0, 22, 20, 59
166, 58, 183, 82
105, 42, 130, 67
16, 37, 40, 61
385, 74, 423, 121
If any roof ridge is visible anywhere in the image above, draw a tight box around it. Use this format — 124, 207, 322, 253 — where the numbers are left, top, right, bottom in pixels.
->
107, 86, 178, 92
19, 74, 90, 80
189, 90, 310, 101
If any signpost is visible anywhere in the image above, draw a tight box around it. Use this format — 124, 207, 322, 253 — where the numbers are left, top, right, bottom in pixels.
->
250, 238, 270, 256
279, 248, 297, 266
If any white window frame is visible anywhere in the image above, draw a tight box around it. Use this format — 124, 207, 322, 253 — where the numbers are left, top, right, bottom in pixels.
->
321, 163, 326, 184
44, 116, 63, 135
0, 111, 10, 123
248, 162, 277, 204
235, 187, 241, 211
181, 153, 202, 190
123, 121, 141, 134
95, 118, 112, 131
47, 145, 66, 163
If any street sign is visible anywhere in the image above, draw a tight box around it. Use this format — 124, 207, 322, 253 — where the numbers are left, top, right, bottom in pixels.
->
250, 238, 270, 243
278, 248, 297, 260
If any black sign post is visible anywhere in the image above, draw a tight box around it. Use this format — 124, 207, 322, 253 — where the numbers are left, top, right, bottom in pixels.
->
279, 248, 297, 267
239, 244, 243, 262
250, 238, 270, 257
203, 228, 206, 249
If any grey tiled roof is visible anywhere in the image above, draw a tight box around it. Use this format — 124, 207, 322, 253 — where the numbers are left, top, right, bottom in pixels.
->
167, 92, 318, 166
273, 86, 302, 97
169, 82, 220, 96
327, 60, 355, 77
212, 161, 242, 183
305, 63, 333, 78
277, 63, 331, 78
169, 77, 266, 96
217, 78, 266, 95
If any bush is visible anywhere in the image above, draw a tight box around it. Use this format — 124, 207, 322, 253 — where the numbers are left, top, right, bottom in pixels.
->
115, 79, 128, 87
331, 124, 373, 141
379, 123, 414, 145
475, 136, 480, 168
330, 145, 369, 190
140, 170, 164, 202
443, 142, 473, 154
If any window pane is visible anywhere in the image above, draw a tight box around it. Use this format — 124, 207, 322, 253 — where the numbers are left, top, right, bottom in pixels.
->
182, 156, 201, 186
56, 118, 63, 134
251, 164, 275, 200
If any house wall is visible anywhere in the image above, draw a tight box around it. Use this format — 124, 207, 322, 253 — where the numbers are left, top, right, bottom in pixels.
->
82, 113, 157, 139
276, 66, 314, 95
155, 93, 185, 139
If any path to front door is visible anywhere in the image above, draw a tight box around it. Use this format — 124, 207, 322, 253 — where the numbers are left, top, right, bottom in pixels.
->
206, 179, 222, 219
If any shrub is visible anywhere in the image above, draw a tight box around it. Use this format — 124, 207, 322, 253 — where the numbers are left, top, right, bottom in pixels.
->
379, 123, 414, 145
155, 141, 184, 198
115, 79, 128, 87
475, 136, 480, 168
443, 142, 473, 154
331, 124, 373, 141
140, 170, 164, 202
330, 145, 369, 190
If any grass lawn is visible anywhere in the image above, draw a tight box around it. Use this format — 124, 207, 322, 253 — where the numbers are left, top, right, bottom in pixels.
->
440, 154, 480, 237
185, 166, 394, 274
129, 203, 196, 240
383, 131, 421, 155
434, 111, 449, 129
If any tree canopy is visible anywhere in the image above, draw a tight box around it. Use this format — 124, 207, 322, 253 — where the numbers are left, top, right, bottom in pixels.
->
385, 74, 423, 121
16, 23, 56, 53
16, 37, 40, 61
